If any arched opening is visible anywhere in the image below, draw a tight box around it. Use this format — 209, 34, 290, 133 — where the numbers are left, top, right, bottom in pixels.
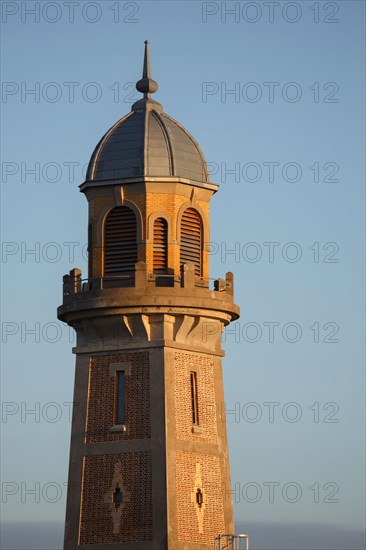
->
153, 217, 168, 274
87, 223, 93, 279
104, 206, 137, 283
180, 208, 202, 277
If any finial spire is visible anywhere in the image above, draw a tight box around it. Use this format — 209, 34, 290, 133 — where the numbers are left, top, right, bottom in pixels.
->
136, 40, 158, 98
143, 40, 151, 80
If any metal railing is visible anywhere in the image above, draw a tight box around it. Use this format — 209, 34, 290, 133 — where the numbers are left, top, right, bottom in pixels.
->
214, 533, 249, 550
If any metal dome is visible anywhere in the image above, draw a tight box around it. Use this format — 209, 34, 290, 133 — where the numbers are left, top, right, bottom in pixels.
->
86, 109, 210, 183
85, 41, 210, 185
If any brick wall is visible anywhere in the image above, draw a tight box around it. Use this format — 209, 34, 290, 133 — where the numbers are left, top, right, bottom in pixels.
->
174, 351, 218, 444
85, 352, 150, 443
175, 451, 225, 544
79, 452, 152, 545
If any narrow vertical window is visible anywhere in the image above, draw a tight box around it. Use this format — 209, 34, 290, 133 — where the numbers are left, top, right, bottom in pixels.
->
112, 485, 123, 508
196, 488, 203, 508
153, 217, 168, 273
116, 371, 125, 425
190, 371, 199, 425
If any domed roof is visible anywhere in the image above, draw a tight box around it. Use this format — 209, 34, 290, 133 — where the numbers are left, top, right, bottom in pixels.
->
86, 109, 210, 183
85, 42, 210, 185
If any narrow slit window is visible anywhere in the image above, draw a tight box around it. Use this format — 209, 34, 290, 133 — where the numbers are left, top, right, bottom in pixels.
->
190, 371, 199, 425
116, 371, 125, 425
196, 488, 203, 508
112, 485, 123, 509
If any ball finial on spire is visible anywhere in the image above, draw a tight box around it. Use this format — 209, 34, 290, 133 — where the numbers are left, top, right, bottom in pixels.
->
136, 40, 158, 97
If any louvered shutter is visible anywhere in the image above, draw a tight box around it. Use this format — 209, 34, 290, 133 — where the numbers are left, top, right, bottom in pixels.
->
153, 218, 168, 274
180, 208, 202, 277
104, 207, 137, 277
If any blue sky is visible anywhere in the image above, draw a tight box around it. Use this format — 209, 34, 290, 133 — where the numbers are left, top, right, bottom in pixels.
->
1, 1, 365, 549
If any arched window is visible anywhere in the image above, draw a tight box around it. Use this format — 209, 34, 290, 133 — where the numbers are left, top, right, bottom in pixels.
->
180, 208, 202, 277
153, 217, 168, 274
104, 206, 137, 278
88, 223, 93, 278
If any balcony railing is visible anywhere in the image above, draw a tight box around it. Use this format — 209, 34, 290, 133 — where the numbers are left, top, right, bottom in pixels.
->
62, 262, 234, 298
214, 533, 249, 550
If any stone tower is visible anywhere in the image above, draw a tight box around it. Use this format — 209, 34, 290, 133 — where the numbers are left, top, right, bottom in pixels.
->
58, 41, 240, 550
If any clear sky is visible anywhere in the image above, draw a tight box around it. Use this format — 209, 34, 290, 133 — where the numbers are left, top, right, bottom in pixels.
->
1, 1, 365, 549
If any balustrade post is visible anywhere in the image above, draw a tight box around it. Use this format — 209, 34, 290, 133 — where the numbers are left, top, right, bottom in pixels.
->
135, 261, 147, 289
181, 263, 195, 288
70, 268, 82, 294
